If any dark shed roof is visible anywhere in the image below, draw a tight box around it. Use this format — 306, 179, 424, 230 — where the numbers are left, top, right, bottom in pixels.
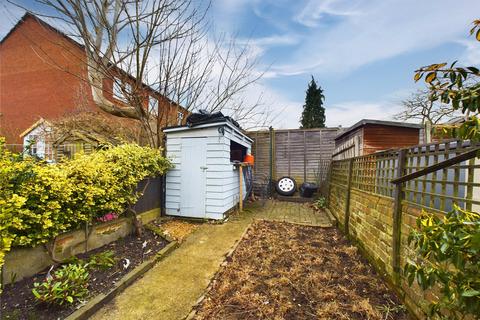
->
335, 119, 423, 141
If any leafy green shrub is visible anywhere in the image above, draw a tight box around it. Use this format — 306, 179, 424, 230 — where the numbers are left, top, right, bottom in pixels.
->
0, 139, 172, 270
87, 250, 116, 270
32, 264, 89, 305
404, 205, 480, 319
314, 196, 327, 209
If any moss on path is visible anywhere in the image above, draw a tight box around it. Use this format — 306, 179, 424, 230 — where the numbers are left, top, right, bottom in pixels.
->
90, 201, 331, 320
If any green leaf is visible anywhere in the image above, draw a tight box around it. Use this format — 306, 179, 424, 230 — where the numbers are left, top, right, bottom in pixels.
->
462, 290, 480, 297
425, 72, 436, 83
450, 72, 457, 83
32, 289, 41, 298
440, 243, 448, 253
458, 68, 468, 79
66, 296, 74, 303
467, 66, 480, 75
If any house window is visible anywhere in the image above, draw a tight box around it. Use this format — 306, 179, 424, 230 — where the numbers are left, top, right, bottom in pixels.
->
27, 135, 38, 156
177, 111, 184, 125
149, 96, 159, 115
113, 77, 131, 102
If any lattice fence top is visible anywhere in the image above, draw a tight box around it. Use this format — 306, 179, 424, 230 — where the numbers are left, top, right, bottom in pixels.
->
330, 159, 350, 189
403, 140, 480, 212
329, 140, 480, 213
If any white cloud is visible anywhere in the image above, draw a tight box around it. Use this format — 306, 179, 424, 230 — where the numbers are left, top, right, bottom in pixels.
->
458, 39, 480, 65
294, 0, 361, 27
246, 34, 299, 47
273, 0, 480, 77
259, 97, 403, 130
325, 101, 399, 127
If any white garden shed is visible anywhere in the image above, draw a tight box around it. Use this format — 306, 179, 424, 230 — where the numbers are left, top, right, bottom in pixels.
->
164, 114, 253, 220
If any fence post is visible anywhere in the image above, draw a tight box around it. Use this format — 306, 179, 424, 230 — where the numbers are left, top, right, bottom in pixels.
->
392, 149, 407, 284
287, 131, 291, 176
344, 158, 354, 235
303, 130, 307, 183
269, 127, 274, 195
239, 165, 244, 212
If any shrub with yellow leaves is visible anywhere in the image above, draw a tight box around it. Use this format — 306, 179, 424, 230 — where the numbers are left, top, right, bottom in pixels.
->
0, 138, 171, 271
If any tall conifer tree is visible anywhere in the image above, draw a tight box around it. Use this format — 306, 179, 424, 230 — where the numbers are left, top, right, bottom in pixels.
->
300, 76, 325, 128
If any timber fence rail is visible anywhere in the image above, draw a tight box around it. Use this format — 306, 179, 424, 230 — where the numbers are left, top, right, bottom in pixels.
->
327, 139, 480, 318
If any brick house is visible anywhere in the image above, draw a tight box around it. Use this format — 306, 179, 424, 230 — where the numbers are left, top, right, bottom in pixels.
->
0, 13, 187, 145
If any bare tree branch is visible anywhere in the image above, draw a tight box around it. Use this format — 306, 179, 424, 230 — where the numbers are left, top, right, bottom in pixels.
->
10, 0, 274, 147
394, 90, 460, 125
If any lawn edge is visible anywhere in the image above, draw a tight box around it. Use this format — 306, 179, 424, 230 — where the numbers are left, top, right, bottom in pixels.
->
65, 240, 178, 320
184, 221, 254, 320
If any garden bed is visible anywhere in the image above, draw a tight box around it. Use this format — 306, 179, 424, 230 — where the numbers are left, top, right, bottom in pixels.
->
193, 220, 410, 320
1, 228, 168, 320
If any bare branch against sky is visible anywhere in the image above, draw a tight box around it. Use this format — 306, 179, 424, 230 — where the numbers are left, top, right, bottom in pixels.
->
8, 0, 272, 147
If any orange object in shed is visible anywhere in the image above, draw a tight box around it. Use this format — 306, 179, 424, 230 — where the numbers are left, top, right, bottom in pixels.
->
244, 154, 254, 165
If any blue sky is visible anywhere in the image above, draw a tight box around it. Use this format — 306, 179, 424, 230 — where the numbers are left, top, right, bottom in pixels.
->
208, 0, 480, 128
2, 0, 480, 129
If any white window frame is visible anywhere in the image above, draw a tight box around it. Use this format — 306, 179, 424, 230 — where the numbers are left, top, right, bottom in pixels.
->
26, 134, 38, 155
113, 77, 131, 102
177, 111, 184, 125
149, 96, 159, 115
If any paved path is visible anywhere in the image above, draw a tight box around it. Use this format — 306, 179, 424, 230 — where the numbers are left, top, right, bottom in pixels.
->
91, 200, 332, 320
255, 200, 332, 226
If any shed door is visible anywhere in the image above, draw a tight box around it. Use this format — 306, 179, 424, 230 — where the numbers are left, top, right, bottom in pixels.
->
180, 137, 207, 218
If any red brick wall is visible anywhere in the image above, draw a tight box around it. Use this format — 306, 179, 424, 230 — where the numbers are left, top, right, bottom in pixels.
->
1, 16, 94, 143
0, 15, 188, 144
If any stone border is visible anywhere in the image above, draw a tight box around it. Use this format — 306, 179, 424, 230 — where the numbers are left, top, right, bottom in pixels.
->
65, 240, 178, 320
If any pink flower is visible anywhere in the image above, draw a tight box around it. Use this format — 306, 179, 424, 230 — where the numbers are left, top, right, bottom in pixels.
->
98, 212, 119, 222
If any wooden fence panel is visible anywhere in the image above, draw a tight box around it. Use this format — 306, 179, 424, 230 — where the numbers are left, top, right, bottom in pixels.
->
280, 130, 305, 182
251, 131, 271, 177
248, 128, 339, 188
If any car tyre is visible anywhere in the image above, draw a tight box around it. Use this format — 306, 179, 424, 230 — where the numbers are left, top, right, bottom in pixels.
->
275, 176, 297, 196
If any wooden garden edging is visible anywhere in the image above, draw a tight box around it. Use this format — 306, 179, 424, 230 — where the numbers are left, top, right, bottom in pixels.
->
66, 239, 178, 320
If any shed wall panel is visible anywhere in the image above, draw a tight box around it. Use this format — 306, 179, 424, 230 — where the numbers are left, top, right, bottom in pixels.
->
165, 124, 251, 219
363, 125, 420, 154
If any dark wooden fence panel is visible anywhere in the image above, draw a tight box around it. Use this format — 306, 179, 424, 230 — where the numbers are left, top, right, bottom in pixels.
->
132, 177, 163, 213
